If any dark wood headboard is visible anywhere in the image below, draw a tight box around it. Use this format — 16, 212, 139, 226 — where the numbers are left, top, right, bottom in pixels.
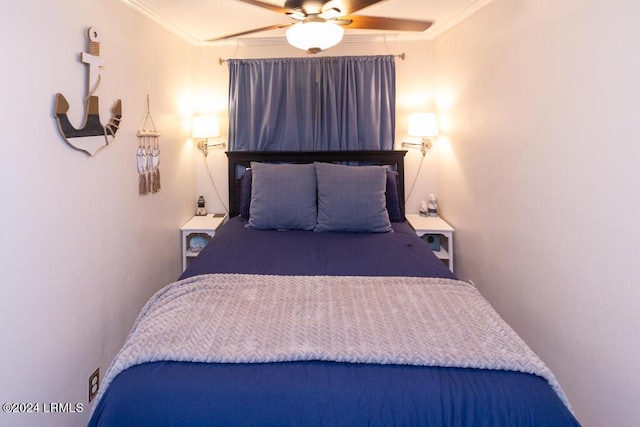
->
226, 150, 407, 218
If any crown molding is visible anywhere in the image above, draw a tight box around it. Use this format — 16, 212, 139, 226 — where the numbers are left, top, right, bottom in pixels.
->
116, 0, 201, 45
425, 0, 494, 38
119, 0, 494, 47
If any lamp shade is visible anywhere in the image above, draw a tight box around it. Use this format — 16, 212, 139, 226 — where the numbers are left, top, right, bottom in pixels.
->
192, 115, 220, 139
408, 113, 439, 137
286, 20, 344, 53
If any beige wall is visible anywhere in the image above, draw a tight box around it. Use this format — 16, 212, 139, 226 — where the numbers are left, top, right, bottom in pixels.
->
435, 0, 640, 425
0, 1, 195, 425
191, 38, 439, 215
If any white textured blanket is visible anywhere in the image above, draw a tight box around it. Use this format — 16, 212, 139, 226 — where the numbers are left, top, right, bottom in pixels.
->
99, 273, 570, 408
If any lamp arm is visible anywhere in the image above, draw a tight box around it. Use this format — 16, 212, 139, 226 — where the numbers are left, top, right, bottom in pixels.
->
402, 138, 433, 157
197, 139, 226, 157
197, 139, 210, 157
420, 138, 433, 156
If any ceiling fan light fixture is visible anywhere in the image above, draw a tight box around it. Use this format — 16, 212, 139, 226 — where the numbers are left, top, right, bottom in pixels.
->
286, 20, 344, 53
286, 11, 306, 20
320, 7, 341, 20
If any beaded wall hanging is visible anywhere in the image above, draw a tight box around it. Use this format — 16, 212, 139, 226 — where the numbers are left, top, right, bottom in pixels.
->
136, 95, 162, 195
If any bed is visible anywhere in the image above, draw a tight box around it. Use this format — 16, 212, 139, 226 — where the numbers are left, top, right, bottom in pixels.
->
89, 151, 579, 426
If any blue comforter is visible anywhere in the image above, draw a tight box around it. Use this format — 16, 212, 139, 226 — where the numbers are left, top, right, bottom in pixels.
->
89, 217, 579, 427
179, 217, 456, 279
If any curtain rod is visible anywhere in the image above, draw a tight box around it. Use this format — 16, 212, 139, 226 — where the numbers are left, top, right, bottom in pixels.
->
218, 52, 405, 65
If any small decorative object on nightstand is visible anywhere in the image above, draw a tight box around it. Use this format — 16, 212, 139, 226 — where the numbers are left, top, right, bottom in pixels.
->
406, 213, 454, 273
180, 213, 227, 271
196, 196, 207, 216
427, 193, 438, 217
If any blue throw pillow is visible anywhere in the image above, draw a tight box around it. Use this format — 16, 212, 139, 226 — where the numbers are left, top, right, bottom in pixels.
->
239, 168, 252, 219
385, 170, 404, 222
241, 166, 403, 222
314, 162, 392, 233
247, 162, 317, 230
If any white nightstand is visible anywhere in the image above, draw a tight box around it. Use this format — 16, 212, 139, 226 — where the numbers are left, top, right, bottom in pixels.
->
181, 213, 227, 271
405, 213, 454, 273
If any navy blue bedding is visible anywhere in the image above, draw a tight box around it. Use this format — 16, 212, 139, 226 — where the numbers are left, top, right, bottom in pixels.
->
92, 361, 577, 427
89, 217, 579, 427
180, 216, 456, 280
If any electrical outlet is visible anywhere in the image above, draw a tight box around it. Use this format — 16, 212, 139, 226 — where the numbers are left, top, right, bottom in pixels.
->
88, 368, 100, 402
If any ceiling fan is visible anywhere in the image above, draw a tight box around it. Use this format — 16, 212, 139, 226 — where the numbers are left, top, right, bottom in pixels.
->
207, 0, 433, 53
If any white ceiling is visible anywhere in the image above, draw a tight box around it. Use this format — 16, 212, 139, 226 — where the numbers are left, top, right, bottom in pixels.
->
117, 0, 494, 46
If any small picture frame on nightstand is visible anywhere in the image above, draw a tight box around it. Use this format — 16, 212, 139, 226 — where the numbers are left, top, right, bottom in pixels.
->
421, 234, 441, 251
188, 234, 209, 253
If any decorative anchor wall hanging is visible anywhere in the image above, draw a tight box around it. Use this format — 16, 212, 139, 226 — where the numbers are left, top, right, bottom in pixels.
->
137, 95, 162, 195
53, 27, 122, 156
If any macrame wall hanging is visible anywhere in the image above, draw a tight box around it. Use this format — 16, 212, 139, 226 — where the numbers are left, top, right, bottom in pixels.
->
136, 95, 162, 195
53, 26, 122, 156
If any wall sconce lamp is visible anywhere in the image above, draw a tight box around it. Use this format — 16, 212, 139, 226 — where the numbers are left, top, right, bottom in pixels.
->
192, 115, 225, 157
402, 113, 439, 156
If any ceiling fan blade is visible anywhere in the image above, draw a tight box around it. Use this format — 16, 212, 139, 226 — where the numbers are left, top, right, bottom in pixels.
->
333, 0, 387, 15
339, 15, 432, 31
235, 0, 293, 14
205, 23, 294, 42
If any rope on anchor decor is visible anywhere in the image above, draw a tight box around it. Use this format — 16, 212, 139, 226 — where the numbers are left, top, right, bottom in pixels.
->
137, 95, 162, 195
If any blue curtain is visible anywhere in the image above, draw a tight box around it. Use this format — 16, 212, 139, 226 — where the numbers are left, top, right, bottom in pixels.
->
228, 55, 395, 151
